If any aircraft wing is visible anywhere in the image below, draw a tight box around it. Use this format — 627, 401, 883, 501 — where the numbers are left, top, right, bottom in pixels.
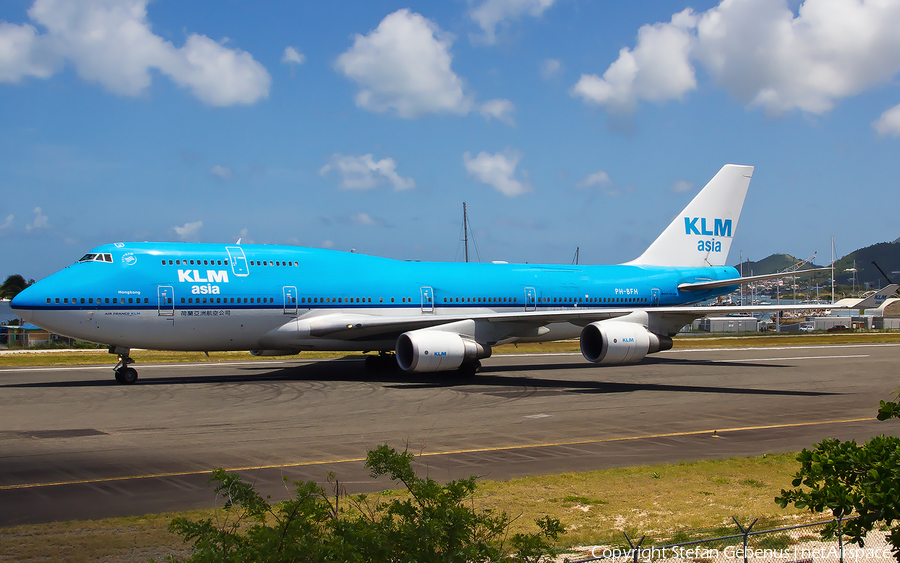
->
677, 268, 829, 291
298, 299, 851, 341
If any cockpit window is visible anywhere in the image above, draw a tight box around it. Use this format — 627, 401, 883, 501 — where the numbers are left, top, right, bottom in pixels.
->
79, 253, 114, 263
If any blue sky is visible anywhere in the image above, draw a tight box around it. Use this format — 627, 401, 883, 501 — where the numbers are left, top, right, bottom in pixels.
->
2, 0, 900, 280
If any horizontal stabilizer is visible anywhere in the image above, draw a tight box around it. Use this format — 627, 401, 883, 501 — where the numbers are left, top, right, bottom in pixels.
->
678, 268, 829, 292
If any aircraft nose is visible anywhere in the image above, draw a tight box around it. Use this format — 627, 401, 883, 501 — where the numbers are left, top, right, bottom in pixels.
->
10, 287, 36, 324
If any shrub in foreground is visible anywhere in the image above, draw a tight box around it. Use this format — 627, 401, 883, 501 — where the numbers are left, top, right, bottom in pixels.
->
162, 445, 564, 562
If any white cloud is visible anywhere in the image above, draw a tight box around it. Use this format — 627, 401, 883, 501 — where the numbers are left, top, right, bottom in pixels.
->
0, 214, 13, 229
470, 0, 557, 44
873, 103, 900, 137
573, 0, 900, 118
319, 153, 415, 191
335, 9, 473, 118
281, 46, 305, 65
173, 220, 203, 240
209, 164, 233, 180
24, 207, 48, 231
539, 58, 561, 80
576, 170, 612, 189
480, 98, 515, 124
672, 179, 695, 193
0, 22, 61, 82
350, 212, 377, 226
320, 239, 335, 249
572, 9, 697, 115
463, 149, 531, 197
0, 0, 270, 106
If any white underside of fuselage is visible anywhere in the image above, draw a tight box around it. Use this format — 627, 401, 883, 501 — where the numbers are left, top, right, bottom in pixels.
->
29, 306, 583, 352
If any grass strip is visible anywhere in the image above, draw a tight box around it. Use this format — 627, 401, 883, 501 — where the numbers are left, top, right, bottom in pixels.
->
0, 453, 816, 562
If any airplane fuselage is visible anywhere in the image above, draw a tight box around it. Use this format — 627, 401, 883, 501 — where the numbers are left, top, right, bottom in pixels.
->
14, 242, 739, 352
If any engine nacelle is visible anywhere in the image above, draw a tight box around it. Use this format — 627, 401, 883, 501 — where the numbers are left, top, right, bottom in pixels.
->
579, 321, 673, 365
250, 350, 298, 357
396, 330, 491, 372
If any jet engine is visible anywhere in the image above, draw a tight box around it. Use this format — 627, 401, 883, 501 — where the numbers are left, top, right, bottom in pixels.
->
579, 321, 672, 364
396, 329, 491, 372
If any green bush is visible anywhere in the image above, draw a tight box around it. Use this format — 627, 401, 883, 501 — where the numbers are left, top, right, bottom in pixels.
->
161, 445, 564, 562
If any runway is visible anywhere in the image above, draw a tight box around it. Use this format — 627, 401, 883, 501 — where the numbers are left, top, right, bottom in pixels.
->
1, 343, 899, 527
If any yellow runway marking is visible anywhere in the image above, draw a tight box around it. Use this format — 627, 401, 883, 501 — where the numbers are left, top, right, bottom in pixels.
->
0, 416, 876, 491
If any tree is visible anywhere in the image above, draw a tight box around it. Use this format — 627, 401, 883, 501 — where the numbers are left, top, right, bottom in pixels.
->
164, 445, 564, 562
777, 400, 900, 561
1, 275, 33, 299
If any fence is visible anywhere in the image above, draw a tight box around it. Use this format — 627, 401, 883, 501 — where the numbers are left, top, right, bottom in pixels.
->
572, 517, 893, 563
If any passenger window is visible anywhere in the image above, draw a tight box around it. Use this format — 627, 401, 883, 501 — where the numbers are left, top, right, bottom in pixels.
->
161, 260, 166, 265
225, 260, 228, 265
55, 298, 59, 303
391, 298, 395, 303
113, 298, 117, 304
217, 260, 222, 265
169, 260, 173, 265
105, 298, 109, 304
181, 298, 185, 303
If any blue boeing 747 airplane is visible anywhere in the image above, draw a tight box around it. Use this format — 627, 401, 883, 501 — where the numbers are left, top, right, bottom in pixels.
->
13, 165, 886, 384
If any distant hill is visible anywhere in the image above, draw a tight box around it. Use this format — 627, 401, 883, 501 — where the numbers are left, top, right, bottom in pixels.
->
732, 254, 822, 276
831, 241, 900, 287
733, 240, 900, 289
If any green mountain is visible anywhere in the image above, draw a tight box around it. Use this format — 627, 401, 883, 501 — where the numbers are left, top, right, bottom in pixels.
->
732, 254, 822, 276
733, 240, 900, 289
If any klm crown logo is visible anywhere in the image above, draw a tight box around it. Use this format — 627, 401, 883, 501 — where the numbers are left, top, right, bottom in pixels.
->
684, 217, 732, 237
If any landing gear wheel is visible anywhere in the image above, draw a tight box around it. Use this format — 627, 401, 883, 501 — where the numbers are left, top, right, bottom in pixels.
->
457, 360, 481, 378
116, 367, 138, 384
111, 347, 138, 384
365, 353, 397, 371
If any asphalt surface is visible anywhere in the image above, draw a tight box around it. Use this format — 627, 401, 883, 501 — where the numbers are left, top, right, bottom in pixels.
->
1, 343, 899, 526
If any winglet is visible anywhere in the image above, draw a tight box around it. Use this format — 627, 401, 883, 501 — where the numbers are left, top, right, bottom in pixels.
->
627, 165, 754, 268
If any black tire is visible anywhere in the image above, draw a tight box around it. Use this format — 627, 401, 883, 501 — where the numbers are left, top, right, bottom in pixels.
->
457, 360, 481, 378
118, 367, 138, 384
366, 354, 398, 371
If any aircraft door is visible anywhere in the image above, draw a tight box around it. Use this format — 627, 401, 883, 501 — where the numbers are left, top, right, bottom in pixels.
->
226, 246, 250, 277
157, 286, 175, 316
420, 287, 434, 313
524, 287, 537, 311
651, 288, 660, 307
283, 286, 298, 315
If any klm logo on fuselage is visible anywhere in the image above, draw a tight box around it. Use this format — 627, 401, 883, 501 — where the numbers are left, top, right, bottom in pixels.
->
177, 269, 229, 295
685, 217, 732, 253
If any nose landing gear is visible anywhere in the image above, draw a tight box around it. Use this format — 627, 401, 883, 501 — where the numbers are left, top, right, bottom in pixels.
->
110, 346, 138, 384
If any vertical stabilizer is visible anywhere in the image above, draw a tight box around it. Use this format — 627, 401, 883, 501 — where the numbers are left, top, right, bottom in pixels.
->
626, 164, 753, 268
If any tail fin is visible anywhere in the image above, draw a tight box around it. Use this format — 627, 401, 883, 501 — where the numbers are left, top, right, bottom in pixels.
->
836, 284, 900, 310
626, 164, 754, 268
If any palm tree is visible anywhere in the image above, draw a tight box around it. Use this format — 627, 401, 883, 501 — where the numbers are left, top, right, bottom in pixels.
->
0, 275, 34, 299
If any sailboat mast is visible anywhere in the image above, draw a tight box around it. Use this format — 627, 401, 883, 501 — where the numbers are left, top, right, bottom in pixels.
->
463, 202, 469, 263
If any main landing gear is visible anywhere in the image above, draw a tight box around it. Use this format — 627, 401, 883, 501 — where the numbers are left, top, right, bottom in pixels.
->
110, 346, 138, 384
365, 352, 398, 371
